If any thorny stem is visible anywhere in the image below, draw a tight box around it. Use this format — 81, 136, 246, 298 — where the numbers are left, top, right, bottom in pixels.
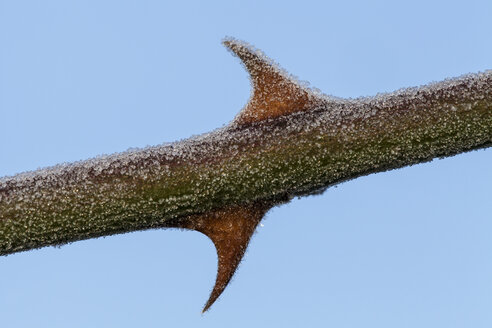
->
0, 40, 491, 258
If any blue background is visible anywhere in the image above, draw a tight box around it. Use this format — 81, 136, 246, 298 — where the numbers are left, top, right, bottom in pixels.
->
1, 1, 491, 326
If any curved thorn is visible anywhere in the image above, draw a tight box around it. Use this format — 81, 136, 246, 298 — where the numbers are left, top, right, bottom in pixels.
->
168, 202, 271, 312
223, 37, 327, 125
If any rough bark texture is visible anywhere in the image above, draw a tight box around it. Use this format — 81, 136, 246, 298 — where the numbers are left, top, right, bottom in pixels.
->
1, 39, 491, 257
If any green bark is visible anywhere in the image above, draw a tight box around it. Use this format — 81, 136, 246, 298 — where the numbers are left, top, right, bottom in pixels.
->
1, 71, 491, 255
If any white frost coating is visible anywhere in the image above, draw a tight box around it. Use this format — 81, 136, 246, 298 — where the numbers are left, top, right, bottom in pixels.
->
0, 38, 491, 256
1, 68, 490, 197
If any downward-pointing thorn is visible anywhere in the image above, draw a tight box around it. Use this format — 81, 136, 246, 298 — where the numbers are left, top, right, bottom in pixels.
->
167, 202, 272, 312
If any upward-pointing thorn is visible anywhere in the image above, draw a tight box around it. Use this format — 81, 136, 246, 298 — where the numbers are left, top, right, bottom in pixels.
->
223, 37, 327, 125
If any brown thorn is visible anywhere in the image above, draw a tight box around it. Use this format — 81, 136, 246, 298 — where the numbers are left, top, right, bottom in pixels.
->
223, 38, 326, 125
167, 202, 272, 312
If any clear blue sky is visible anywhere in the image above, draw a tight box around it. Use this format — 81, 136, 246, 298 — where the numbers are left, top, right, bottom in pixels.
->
1, 0, 491, 326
